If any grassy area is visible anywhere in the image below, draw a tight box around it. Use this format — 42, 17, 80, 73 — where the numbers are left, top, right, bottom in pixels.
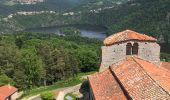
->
64, 93, 77, 100
18, 72, 95, 99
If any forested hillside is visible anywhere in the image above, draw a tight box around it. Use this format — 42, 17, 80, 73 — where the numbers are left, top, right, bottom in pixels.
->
100, 0, 170, 43
1, 0, 169, 43
0, 0, 86, 15
71, 0, 170, 43
0, 33, 101, 89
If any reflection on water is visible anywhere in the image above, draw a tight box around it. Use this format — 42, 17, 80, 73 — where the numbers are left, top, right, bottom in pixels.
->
25, 25, 107, 40
81, 30, 106, 40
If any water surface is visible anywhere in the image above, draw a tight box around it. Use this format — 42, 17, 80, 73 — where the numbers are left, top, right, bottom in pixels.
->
25, 25, 107, 40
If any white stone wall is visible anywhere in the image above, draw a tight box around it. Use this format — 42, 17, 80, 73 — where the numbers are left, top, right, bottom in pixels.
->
100, 41, 160, 72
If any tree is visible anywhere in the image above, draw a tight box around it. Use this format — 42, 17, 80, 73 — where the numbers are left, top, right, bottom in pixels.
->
19, 48, 45, 88
78, 49, 99, 72
0, 74, 14, 86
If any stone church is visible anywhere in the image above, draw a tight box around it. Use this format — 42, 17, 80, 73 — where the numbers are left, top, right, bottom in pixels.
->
88, 29, 170, 100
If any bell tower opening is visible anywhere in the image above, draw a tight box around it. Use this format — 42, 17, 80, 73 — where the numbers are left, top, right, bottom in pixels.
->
126, 43, 132, 55
132, 43, 139, 55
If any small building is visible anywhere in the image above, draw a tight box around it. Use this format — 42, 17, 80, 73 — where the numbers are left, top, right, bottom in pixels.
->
0, 85, 18, 100
88, 29, 170, 100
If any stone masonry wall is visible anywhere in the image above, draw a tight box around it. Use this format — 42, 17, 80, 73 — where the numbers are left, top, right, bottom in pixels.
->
11, 92, 18, 100
99, 41, 160, 72
138, 42, 160, 66
100, 43, 127, 72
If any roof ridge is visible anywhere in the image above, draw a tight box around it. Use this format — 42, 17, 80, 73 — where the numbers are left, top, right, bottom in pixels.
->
88, 69, 128, 99
132, 57, 170, 96
109, 67, 132, 99
133, 56, 160, 67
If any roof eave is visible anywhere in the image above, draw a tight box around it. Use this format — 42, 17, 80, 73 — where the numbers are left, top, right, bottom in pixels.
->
104, 39, 157, 46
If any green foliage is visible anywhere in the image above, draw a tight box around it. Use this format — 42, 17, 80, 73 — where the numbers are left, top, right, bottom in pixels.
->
0, 33, 100, 90
19, 72, 94, 99
19, 48, 45, 88
15, 37, 23, 49
78, 50, 99, 72
40, 91, 55, 100
161, 53, 170, 62
0, 74, 14, 86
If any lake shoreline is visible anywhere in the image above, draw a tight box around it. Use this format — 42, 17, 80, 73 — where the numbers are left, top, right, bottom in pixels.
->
24, 24, 107, 40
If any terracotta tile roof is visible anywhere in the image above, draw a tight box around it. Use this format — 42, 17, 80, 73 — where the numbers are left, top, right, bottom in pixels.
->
89, 57, 170, 100
111, 57, 170, 99
134, 58, 170, 93
161, 62, 170, 70
104, 30, 157, 45
0, 94, 5, 100
88, 70, 127, 100
0, 85, 18, 100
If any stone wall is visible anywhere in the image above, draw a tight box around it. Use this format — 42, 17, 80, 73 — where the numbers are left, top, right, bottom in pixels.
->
138, 41, 160, 66
6, 92, 18, 100
100, 43, 127, 72
99, 41, 160, 72
11, 92, 18, 100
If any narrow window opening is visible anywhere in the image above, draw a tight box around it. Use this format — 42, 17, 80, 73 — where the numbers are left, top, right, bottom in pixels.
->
132, 43, 139, 55
126, 43, 132, 55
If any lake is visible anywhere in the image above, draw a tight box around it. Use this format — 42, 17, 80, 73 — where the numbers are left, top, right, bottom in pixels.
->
24, 25, 107, 40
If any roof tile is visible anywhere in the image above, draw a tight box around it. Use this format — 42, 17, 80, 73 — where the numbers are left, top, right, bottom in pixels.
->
0, 85, 17, 100
110, 57, 170, 99
89, 57, 170, 99
88, 70, 127, 100
104, 30, 156, 45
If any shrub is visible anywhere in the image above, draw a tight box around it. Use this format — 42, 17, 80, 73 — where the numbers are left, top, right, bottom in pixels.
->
40, 91, 55, 100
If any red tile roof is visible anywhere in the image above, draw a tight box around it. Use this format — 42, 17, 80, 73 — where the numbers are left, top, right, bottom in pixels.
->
89, 57, 170, 100
104, 30, 157, 45
0, 85, 18, 100
161, 62, 170, 70
134, 58, 170, 93
111, 57, 170, 99
88, 70, 127, 100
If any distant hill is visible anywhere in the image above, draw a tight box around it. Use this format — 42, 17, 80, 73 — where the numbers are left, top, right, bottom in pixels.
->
73, 0, 170, 43
0, 0, 128, 15
0, 0, 170, 43
69, 0, 127, 12
0, 0, 86, 15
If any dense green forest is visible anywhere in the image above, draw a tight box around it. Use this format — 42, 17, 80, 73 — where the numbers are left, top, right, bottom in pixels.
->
0, 33, 101, 90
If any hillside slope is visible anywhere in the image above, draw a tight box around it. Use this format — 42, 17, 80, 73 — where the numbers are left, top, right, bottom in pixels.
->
72, 0, 170, 43
0, 0, 86, 15
0, 0, 170, 43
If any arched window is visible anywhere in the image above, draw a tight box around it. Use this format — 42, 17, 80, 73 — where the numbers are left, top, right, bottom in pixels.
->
126, 43, 132, 55
132, 43, 139, 55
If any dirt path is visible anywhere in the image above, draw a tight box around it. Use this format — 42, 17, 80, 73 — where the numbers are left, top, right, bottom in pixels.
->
21, 84, 81, 100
